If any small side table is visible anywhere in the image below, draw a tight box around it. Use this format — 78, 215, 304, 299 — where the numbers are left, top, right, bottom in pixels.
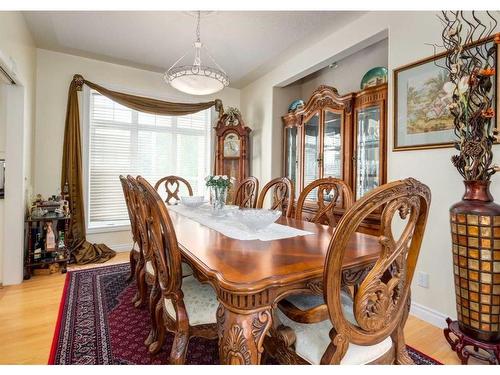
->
444, 318, 500, 364
24, 213, 71, 279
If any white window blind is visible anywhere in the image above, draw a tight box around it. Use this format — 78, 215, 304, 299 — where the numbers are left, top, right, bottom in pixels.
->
88, 90, 212, 229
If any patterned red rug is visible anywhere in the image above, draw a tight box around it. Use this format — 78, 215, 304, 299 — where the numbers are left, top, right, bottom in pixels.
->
48, 263, 442, 365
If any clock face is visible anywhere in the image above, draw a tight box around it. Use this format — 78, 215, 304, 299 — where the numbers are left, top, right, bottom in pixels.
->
223, 133, 240, 157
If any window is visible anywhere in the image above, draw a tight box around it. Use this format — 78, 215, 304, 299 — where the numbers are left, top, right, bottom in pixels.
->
86, 90, 212, 230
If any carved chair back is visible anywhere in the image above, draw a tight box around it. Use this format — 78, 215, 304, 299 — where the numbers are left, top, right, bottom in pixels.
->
295, 178, 354, 226
154, 175, 193, 205
127, 176, 154, 264
256, 177, 295, 217
321, 178, 431, 364
234, 176, 259, 208
120, 175, 139, 244
137, 176, 183, 299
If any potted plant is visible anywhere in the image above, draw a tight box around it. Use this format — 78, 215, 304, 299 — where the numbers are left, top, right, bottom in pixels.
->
440, 11, 500, 342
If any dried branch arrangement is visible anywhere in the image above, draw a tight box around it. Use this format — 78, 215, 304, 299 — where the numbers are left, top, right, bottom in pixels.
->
437, 11, 498, 181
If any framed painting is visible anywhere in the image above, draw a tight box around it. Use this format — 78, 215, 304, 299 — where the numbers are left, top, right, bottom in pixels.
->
394, 37, 498, 151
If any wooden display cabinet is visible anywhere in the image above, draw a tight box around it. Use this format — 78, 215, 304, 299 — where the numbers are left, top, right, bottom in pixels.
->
282, 84, 387, 234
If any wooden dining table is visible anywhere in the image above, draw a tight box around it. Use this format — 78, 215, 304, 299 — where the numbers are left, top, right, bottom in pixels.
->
168, 209, 381, 365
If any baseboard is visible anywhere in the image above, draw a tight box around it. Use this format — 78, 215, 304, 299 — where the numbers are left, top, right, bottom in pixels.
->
109, 243, 134, 253
410, 301, 448, 329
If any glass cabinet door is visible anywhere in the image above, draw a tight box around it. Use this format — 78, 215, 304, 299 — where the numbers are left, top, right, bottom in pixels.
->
303, 113, 320, 198
323, 110, 342, 178
284, 127, 298, 188
355, 106, 381, 199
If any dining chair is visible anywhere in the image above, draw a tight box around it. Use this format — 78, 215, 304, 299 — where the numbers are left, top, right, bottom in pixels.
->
256, 177, 294, 217
137, 176, 219, 363
295, 177, 353, 226
234, 176, 259, 208
155, 175, 194, 278
119, 175, 139, 282
277, 178, 354, 324
127, 175, 164, 350
154, 175, 193, 205
266, 178, 431, 364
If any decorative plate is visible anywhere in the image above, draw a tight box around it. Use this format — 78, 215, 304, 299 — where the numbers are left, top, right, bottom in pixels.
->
288, 99, 305, 112
360, 67, 388, 90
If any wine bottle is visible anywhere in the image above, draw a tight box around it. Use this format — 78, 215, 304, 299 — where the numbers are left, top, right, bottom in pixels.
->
45, 222, 56, 251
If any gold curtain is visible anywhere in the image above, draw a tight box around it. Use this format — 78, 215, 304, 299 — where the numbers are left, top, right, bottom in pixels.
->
62, 74, 223, 264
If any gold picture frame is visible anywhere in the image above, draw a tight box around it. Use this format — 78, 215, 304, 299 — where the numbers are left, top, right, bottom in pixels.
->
393, 35, 498, 151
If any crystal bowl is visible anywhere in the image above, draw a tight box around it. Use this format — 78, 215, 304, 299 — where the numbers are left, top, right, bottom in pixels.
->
180, 196, 205, 208
233, 209, 282, 232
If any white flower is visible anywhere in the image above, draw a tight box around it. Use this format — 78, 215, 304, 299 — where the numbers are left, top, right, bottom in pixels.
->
213, 176, 220, 180
205, 176, 211, 182
458, 76, 469, 94
230, 176, 236, 181
442, 76, 469, 98
222, 175, 228, 180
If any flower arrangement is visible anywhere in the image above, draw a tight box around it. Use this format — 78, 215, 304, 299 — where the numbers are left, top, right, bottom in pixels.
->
224, 107, 241, 125
205, 175, 235, 211
205, 175, 235, 189
438, 11, 499, 181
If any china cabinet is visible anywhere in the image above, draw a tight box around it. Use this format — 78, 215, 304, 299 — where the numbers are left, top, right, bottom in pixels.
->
353, 84, 387, 200
282, 84, 387, 233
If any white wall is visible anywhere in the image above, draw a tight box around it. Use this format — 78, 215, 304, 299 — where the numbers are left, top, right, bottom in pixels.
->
34, 49, 241, 249
299, 38, 388, 99
240, 11, 500, 322
0, 12, 37, 284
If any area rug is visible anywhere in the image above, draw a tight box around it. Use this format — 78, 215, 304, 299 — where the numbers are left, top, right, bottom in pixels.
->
48, 263, 442, 365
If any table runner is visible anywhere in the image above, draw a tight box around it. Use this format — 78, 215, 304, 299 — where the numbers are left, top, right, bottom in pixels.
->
166, 204, 313, 241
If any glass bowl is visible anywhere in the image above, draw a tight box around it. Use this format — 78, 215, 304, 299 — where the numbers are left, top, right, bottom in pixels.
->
233, 209, 282, 232
180, 196, 205, 208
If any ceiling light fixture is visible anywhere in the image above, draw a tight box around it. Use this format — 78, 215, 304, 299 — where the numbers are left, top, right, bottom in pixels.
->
164, 11, 229, 96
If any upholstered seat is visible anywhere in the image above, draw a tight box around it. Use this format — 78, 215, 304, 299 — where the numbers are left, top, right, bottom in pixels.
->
145, 260, 193, 277
163, 275, 218, 326
277, 292, 392, 365
282, 290, 351, 323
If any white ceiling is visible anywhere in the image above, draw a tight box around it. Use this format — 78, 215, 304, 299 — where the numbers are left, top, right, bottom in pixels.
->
22, 11, 365, 88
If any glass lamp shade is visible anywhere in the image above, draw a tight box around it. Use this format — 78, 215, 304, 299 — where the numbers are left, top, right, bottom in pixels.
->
165, 66, 229, 96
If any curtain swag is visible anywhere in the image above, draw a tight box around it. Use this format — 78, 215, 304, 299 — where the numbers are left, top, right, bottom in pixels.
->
61, 74, 224, 264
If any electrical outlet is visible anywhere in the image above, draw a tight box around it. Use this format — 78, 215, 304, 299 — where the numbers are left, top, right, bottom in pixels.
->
416, 271, 429, 288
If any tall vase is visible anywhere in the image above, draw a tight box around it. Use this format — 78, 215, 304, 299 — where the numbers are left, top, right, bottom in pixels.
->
210, 186, 227, 212
450, 180, 500, 342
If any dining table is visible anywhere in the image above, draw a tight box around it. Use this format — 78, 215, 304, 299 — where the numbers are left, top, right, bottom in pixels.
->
167, 207, 381, 365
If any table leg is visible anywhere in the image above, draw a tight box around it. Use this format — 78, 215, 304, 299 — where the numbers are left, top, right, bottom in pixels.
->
216, 304, 272, 365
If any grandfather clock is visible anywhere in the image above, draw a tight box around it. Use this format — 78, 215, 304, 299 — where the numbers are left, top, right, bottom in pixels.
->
214, 110, 251, 187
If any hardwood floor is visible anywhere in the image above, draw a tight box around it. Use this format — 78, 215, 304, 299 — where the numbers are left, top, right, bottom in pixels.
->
0, 251, 478, 365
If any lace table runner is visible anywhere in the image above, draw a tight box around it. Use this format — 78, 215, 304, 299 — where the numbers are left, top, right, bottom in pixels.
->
167, 204, 313, 241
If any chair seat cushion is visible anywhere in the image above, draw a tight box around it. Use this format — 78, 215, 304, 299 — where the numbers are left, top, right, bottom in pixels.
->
281, 291, 355, 324
284, 294, 324, 310
276, 293, 392, 364
181, 262, 194, 277
163, 275, 218, 326
145, 260, 193, 277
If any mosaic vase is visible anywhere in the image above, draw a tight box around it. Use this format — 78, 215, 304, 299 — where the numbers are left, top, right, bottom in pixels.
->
450, 180, 500, 342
